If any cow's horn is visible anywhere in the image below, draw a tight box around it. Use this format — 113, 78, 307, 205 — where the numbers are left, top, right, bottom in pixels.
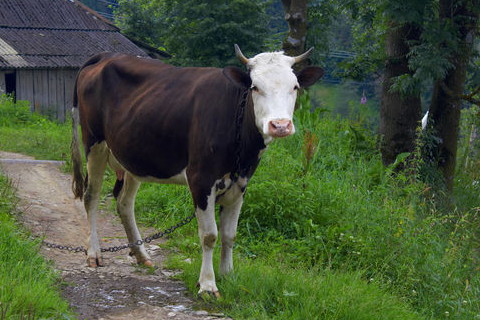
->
293, 47, 314, 64
234, 44, 249, 65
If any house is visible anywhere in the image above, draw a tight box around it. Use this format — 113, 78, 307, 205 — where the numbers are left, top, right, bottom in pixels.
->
0, 0, 169, 121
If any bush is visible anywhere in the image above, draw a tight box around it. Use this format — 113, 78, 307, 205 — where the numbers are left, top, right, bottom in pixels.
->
0, 94, 71, 162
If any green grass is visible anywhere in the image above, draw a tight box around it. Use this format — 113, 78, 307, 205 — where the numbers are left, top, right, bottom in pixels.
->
167, 251, 424, 320
0, 95, 71, 162
0, 175, 73, 319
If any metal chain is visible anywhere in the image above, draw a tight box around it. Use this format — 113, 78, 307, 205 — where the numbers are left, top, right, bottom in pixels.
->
231, 88, 249, 182
40, 213, 196, 254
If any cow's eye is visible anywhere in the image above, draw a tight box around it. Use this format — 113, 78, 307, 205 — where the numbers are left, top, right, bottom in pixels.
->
250, 85, 259, 92
294, 85, 300, 91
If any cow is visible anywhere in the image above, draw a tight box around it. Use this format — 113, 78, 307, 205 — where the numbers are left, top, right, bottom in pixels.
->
71, 45, 324, 297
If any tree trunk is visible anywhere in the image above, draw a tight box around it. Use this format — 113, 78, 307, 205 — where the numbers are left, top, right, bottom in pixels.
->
428, 0, 478, 191
281, 0, 309, 71
380, 23, 422, 166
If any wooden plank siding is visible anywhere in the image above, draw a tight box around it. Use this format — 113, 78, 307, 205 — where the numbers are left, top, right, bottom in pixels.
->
16, 70, 34, 104
63, 70, 77, 120
12, 68, 78, 122
55, 69, 65, 121
48, 69, 57, 118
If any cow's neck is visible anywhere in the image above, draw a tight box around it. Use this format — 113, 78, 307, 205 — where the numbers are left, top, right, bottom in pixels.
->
231, 90, 266, 180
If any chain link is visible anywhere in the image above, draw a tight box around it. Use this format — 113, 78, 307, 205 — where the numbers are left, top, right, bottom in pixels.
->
40, 213, 196, 254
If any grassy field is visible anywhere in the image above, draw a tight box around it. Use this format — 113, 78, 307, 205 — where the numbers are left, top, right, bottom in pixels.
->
0, 91, 479, 319
0, 96, 74, 319
0, 176, 73, 319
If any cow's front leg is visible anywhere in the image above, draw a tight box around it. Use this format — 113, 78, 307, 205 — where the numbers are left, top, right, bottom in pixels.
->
194, 187, 220, 297
116, 172, 152, 266
219, 196, 243, 275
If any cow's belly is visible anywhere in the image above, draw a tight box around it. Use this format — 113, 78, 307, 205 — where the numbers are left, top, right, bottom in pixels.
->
132, 168, 188, 185
107, 147, 188, 185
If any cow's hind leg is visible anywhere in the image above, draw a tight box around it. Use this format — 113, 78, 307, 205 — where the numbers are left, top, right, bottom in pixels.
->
84, 142, 109, 267
116, 172, 152, 266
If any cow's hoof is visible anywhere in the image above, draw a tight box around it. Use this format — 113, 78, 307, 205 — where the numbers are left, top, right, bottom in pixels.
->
198, 289, 221, 300
87, 256, 104, 267
197, 282, 221, 299
140, 259, 154, 268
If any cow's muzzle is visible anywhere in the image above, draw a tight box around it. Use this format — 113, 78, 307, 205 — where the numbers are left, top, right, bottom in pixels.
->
268, 119, 293, 138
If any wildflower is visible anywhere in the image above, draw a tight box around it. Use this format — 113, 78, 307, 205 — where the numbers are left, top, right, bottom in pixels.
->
360, 90, 367, 104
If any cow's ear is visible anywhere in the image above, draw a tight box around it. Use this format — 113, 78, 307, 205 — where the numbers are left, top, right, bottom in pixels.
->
296, 66, 324, 88
223, 66, 252, 89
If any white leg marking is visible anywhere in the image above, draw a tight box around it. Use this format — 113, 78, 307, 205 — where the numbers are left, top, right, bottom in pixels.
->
219, 196, 243, 275
116, 172, 152, 265
196, 187, 219, 295
84, 142, 108, 267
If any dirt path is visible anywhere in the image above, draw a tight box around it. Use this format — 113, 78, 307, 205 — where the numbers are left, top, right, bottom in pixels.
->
0, 151, 223, 320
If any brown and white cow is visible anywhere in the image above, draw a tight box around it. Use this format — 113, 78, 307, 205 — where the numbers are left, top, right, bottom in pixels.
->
71, 45, 323, 296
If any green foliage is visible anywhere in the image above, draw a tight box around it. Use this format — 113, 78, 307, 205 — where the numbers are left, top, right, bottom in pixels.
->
0, 95, 42, 126
115, 0, 270, 67
455, 106, 480, 210
0, 95, 71, 162
114, 0, 164, 48
335, 0, 386, 80
0, 175, 73, 319
339, 0, 479, 95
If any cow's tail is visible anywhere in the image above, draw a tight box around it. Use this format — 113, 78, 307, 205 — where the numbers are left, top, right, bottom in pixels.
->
71, 105, 84, 200
71, 53, 110, 200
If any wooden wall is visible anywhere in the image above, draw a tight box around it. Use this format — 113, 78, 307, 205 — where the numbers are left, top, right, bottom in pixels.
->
0, 68, 78, 122
17, 68, 78, 122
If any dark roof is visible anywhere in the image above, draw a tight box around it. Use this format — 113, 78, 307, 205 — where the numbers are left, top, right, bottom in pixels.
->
0, 0, 166, 69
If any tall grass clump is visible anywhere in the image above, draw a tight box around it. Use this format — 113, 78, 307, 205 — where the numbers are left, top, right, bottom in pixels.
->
0, 174, 73, 319
0, 94, 71, 162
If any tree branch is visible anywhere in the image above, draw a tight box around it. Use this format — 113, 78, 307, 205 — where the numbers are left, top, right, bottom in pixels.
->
460, 95, 480, 107
440, 82, 480, 107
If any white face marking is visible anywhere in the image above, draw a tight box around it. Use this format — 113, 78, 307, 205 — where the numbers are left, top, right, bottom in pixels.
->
247, 52, 298, 143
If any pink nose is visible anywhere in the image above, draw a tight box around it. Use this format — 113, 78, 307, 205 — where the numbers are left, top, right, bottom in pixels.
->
268, 119, 293, 137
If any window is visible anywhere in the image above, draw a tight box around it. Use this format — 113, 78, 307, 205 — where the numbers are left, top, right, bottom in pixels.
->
5, 71, 16, 99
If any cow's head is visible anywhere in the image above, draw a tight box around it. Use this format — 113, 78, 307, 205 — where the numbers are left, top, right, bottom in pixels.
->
224, 45, 324, 143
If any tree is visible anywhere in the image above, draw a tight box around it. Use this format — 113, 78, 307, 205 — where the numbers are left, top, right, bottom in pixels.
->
115, 0, 164, 47
426, 0, 479, 190
115, 0, 270, 67
379, 3, 424, 167
281, 0, 309, 63
341, 0, 479, 191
